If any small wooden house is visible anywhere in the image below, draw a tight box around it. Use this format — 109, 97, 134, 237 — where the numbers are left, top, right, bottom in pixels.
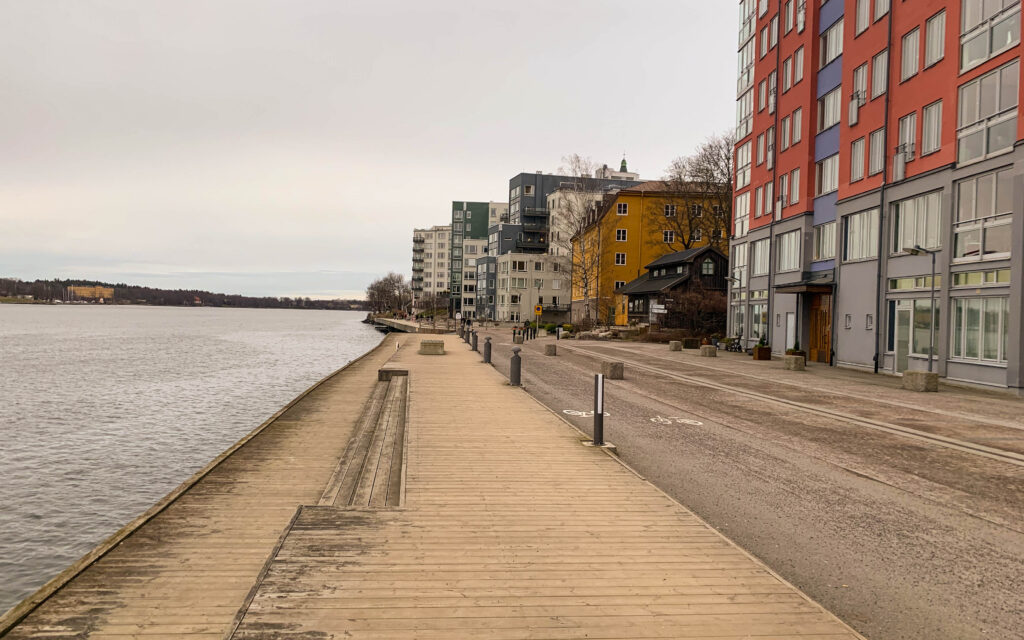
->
615, 247, 729, 326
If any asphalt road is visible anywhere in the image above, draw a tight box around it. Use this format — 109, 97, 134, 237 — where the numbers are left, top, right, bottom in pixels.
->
474, 329, 1024, 640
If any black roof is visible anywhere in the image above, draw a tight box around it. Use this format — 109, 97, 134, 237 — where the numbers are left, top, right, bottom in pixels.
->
644, 246, 717, 270
616, 273, 690, 296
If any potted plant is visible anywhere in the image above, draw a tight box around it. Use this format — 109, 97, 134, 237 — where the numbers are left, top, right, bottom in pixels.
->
785, 340, 806, 358
752, 335, 772, 360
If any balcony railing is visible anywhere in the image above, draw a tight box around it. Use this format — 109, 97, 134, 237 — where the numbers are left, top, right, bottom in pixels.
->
413, 237, 425, 243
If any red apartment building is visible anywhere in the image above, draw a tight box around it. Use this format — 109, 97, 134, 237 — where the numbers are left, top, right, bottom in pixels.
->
731, 0, 1024, 392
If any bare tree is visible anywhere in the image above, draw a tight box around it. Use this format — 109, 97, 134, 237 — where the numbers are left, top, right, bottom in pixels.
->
553, 154, 607, 326
660, 133, 734, 254
365, 272, 412, 315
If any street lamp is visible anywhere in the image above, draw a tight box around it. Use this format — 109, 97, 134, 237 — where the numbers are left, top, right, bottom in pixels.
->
903, 244, 937, 373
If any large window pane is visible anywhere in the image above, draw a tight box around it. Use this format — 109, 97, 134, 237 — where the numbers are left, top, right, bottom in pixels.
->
913, 299, 939, 356
983, 221, 1012, 255
952, 299, 964, 358
965, 299, 981, 358
955, 228, 982, 258
983, 298, 1001, 359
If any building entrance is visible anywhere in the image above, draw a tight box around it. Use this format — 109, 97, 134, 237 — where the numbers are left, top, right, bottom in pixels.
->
808, 294, 832, 363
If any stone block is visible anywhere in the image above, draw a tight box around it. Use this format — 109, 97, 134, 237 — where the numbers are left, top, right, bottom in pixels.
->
783, 355, 805, 371
699, 345, 717, 358
513, 334, 525, 344
669, 341, 682, 351
601, 361, 624, 379
902, 370, 939, 392
544, 344, 557, 356
418, 339, 445, 356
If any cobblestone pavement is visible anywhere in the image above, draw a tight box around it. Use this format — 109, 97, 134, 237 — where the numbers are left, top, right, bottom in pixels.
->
476, 329, 1024, 640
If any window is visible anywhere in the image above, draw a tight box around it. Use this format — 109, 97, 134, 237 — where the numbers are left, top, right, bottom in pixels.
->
954, 167, 1014, 260
790, 168, 800, 204
856, 0, 871, 34
524, 185, 534, 195
872, 50, 889, 98
691, 204, 703, 217
739, 39, 756, 93
736, 141, 752, 188
816, 154, 839, 195
851, 137, 866, 182
843, 208, 880, 261
793, 47, 804, 83
792, 107, 803, 143
814, 222, 836, 260
783, 57, 792, 92
770, 14, 779, 48
664, 204, 676, 217
663, 230, 675, 244
898, 111, 917, 160
777, 230, 800, 272
736, 90, 753, 139
534, 261, 544, 271
692, 228, 704, 241
616, 202, 628, 215
735, 192, 750, 237
615, 253, 626, 265
614, 281, 626, 290
758, 79, 767, 111
697, 259, 712, 276
779, 174, 789, 209
760, 26, 769, 58
781, 116, 791, 149
818, 87, 841, 131
952, 268, 1010, 287
922, 101, 942, 155
757, 133, 766, 164
820, 19, 844, 68
876, 0, 889, 20
892, 190, 942, 253
960, 0, 1021, 71
911, 298, 941, 357
755, 186, 763, 218
901, 28, 920, 80
732, 242, 748, 286
957, 60, 1019, 163
926, 11, 946, 66
869, 128, 886, 175
852, 63, 868, 117
615, 228, 627, 242
952, 296, 1009, 362
785, 0, 794, 32
764, 181, 774, 218
752, 238, 770, 276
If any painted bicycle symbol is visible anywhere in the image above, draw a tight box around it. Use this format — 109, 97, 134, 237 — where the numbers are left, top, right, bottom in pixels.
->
563, 409, 611, 417
649, 416, 703, 426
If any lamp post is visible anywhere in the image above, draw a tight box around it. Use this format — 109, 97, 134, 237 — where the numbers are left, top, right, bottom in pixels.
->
903, 244, 937, 373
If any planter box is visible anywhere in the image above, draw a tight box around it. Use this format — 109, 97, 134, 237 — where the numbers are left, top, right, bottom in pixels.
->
682, 338, 701, 349
752, 346, 772, 360
668, 341, 682, 351
783, 355, 805, 371
699, 345, 717, 358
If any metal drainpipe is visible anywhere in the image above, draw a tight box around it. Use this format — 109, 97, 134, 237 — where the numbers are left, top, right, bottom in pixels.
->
765, 0, 784, 348
872, 5, 895, 374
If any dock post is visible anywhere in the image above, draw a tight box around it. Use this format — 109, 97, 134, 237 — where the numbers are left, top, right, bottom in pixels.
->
471, 331, 478, 352
483, 337, 492, 363
593, 373, 605, 446
510, 347, 522, 386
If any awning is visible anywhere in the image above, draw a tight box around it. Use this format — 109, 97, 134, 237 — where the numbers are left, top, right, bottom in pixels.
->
773, 271, 835, 294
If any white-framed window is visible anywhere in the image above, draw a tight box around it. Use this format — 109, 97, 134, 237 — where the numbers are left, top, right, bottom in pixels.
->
702, 259, 715, 275
732, 241, 748, 286
901, 28, 920, 80
615, 253, 626, 266
785, 0, 794, 32
793, 46, 804, 83
892, 190, 942, 254
820, 19, 844, 68
752, 238, 770, 276
764, 181, 774, 217
872, 49, 889, 98
779, 174, 789, 209
954, 167, 1013, 261
736, 141, 752, 188
816, 154, 839, 195
951, 296, 1009, 362
818, 87, 842, 131
925, 11, 946, 67
790, 168, 800, 204
856, 0, 871, 34
615, 228, 627, 241
898, 111, 917, 161
691, 204, 703, 217
781, 116, 791, 150
758, 79, 767, 111
783, 57, 792, 92
852, 63, 868, 116
851, 137, 866, 182
734, 192, 750, 237
792, 107, 803, 143
663, 230, 675, 244
960, 0, 1021, 72
757, 132, 766, 164
755, 185, 764, 218
813, 221, 836, 260
869, 127, 886, 175
957, 59, 1019, 164
876, 0, 890, 20
664, 204, 676, 217
760, 25, 769, 58
524, 185, 534, 195
922, 100, 943, 155
777, 230, 801, 272
616, 202, 628, 215
736, 89, 754, 139
843, 208, 880, 261
692, 228, 704, 241
739, 39, 756, 93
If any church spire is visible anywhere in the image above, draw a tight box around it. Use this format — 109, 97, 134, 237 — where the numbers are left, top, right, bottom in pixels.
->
620, 155, 628, 172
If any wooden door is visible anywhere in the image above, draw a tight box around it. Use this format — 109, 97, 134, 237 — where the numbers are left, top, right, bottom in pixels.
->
808, 294, 832, 363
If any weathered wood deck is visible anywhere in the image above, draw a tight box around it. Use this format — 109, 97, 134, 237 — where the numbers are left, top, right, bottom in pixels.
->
3, 334, 863, 639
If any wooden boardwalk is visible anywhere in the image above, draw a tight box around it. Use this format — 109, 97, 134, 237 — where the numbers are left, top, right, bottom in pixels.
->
3, 334, 863, 639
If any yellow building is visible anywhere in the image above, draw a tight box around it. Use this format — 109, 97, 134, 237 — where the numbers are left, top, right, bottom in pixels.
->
571, 181, 728, 326
68, 285, 114, 301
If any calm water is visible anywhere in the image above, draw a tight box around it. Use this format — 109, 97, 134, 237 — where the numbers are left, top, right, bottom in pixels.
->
0, 305, 381, 614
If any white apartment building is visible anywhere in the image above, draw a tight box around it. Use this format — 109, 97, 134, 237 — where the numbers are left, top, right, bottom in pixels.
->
493, 253, 570, 323
411, 224, 450, 312
458, 237, 487, 319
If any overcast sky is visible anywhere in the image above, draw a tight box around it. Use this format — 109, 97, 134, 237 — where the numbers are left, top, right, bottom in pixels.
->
0, 1, 736, 299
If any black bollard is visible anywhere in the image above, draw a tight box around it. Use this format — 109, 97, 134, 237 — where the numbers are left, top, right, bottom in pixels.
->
593, 373, 605, 446
483, 336, 492, 363
471, 331, 478, 352
510, 347, 522, 386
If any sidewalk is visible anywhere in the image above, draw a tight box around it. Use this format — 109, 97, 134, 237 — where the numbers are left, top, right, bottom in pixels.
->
230, 335, 862, 639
